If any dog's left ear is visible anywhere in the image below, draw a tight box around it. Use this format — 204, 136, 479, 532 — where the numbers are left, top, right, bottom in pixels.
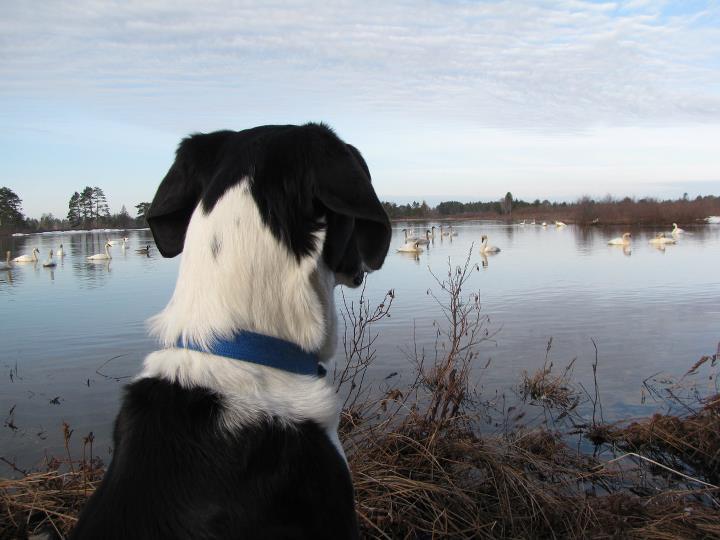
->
146, 131, 232, 257
315, 142, 391, 271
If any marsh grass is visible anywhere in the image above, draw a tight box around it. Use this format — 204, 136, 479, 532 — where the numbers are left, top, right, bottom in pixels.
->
2, 250, 719, 538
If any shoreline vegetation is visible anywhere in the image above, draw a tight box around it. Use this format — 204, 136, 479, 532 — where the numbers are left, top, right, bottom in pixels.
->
383, 193, 720, 226
2, 255, 720, 538
2, 185, 720, 237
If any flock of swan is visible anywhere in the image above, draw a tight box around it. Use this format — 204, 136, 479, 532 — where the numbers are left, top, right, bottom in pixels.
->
394, 221, 691, 260
0, 237, 153, 273
397, 225, 503, 256
398, 225, 463, 254
607, 223, 686, 251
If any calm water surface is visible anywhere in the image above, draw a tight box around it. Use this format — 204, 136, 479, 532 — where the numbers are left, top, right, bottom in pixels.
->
1, 223, 719, 467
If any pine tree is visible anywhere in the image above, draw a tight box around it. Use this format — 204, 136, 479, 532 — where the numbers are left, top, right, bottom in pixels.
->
0, 187, 25, 229
79, 186, 94, 227
135, 202, 151, 225
67, 192, 81, 227
117, 204, 132, 228
92, 186, 110, 225
500, 192, 513, 215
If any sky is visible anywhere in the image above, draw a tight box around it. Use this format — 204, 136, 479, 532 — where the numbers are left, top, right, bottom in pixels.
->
2, 0, 719, 219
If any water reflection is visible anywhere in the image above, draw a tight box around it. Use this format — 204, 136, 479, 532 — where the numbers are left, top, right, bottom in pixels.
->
397, 251, 423, 264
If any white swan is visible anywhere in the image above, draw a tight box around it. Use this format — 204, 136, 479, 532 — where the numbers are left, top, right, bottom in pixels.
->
480, 235, 501, 254
108, 236, 129, 246
402, 229, 421, 243
88, 242, 112, 260
541, 222, 548, 228
397, 241, 423, 253
414, 230, 431, 246
43, 249, 57, 268
56, 244, 64, 257
518, 220, 526, 226
530, 219, 536, 225
607, 233, 631, 246
555, 221, 567, 228
649, 233, 676, 245
0, 251, 11, 270
13, 248, 39, 263
671, 223, 685, 236
442, 225, 458, 237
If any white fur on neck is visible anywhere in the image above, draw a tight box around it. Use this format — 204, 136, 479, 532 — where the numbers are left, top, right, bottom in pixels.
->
149, 180, 332, 355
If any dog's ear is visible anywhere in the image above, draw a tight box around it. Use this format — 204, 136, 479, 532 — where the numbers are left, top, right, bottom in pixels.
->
147, 132, 232, 257
315, 141, 391, 272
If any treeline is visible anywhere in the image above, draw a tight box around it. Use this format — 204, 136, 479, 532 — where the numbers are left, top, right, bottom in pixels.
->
0, 185, 151, 234
382, 192, 524, 219
382, 192, 720, 225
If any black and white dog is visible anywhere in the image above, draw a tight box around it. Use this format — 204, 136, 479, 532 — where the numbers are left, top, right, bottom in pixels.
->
71, 123, 390, 539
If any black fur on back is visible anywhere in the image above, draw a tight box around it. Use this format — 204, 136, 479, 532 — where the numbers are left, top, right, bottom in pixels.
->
70, 378, 358, 540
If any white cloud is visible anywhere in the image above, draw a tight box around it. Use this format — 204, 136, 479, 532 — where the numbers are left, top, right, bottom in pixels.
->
2, 0, 719, 131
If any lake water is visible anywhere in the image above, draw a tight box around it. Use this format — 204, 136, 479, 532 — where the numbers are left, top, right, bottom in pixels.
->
1, 222, 719, 468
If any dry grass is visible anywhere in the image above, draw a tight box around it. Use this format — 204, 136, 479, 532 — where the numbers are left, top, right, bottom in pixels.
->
1, 424, 102, 538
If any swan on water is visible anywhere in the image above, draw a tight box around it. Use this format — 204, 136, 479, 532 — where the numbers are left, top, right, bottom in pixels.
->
88, 243, 112, 260
43, 249, 57, 267
397, 241, 423, 253
414, 230, 431, 246
0, 251, 11, 270
649, 233, 676, 245
607, 233, 631, 246
480, 235, 501, 254
402, 229, 421, 243
108, 236, 129, 246
671, 223, 685, 236
56, 244, 64, 257
555, 221, 567, 228
13, 248, 39, 263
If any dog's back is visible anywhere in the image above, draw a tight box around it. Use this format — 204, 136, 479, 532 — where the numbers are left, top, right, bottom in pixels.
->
72, 378, 357, 539
71, 123, 389, 539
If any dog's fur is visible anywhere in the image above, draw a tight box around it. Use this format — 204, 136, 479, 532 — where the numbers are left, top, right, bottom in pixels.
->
71, 123, 390, 539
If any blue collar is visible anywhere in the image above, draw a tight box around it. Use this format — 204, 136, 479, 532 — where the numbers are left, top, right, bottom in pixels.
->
178, 331, 325, 377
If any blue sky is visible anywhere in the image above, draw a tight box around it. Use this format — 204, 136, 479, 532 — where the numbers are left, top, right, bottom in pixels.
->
2, 0, 719, 219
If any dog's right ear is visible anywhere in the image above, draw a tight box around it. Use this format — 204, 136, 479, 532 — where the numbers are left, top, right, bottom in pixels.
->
147, 132, 232, 258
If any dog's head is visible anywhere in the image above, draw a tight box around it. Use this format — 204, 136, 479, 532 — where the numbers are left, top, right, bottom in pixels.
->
147, 123, 390, 287
146, 123, 390, 353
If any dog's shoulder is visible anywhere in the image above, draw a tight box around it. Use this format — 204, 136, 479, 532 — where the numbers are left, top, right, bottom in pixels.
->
71, 377, 358, 540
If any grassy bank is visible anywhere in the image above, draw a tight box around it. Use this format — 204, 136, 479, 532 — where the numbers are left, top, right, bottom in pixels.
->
2, 254, 719, 539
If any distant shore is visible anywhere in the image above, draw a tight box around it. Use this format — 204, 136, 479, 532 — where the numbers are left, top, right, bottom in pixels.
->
383, 194, 720, 227
391, 214, 720, 226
